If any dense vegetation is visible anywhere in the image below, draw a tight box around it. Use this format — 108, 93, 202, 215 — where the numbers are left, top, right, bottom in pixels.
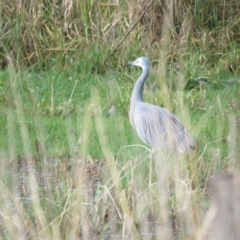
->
0, 0, 239, 239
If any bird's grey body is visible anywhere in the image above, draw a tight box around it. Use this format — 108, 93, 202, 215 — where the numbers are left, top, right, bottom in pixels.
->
127, 57, 195, 153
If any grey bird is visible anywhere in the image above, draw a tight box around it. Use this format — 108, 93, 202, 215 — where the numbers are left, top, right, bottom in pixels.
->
127, 57, 195, 154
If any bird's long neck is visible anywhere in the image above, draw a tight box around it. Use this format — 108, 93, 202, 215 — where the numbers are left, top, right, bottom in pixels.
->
131, 67, 149, 103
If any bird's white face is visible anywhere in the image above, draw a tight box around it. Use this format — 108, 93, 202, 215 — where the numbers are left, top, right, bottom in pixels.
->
127, 57, 150, 69
131, 58, 143, 67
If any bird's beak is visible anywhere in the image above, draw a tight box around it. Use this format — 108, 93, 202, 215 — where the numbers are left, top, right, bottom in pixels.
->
125, 61, 133, 67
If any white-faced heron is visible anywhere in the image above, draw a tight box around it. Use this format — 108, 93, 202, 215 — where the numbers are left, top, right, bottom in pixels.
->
127, 56, 195, 154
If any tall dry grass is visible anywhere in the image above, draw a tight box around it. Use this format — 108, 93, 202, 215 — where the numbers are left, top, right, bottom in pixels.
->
1, 0, 240, 70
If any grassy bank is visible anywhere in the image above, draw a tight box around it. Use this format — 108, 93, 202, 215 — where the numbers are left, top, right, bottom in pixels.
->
0, 58, 239, 238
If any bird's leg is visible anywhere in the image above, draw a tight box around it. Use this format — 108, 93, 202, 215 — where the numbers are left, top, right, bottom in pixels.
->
148, 148, 157, 186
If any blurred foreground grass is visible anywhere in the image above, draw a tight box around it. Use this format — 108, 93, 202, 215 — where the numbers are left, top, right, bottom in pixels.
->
0, 57, 239, 238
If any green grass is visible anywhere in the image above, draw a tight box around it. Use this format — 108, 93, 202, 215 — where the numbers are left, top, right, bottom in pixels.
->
0, 67, 140, 158
1, 62, 238, 160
